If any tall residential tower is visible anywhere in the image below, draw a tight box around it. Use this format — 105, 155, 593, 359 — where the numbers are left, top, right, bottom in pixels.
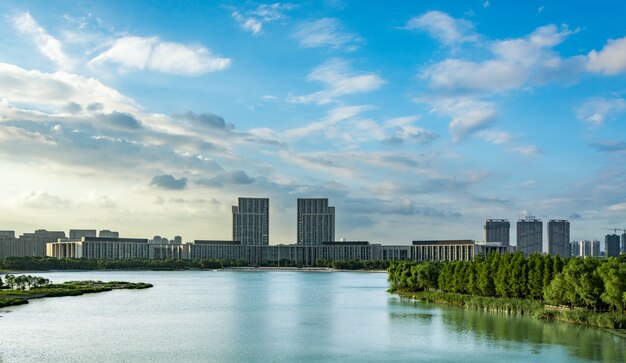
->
547, 219, 570, 257
297, 198, 335, 246
484, 219, 510, 247
232, 197, 269, 245
516, 217, 542, 256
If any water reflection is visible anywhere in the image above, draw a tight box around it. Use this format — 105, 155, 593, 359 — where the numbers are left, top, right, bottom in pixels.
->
392, 297, 625, 362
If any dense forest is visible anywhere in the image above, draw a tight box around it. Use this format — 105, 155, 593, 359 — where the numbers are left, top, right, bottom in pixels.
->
388, 253, 626, 313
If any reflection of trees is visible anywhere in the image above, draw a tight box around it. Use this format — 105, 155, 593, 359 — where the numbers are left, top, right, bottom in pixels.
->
439, 305, 625, 362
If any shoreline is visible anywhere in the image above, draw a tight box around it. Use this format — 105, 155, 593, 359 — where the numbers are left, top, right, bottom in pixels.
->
2, 267, 388, 274
395, 290, 626, 332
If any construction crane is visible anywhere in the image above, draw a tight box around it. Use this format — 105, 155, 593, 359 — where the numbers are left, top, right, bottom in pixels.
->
603, 228, 626, 234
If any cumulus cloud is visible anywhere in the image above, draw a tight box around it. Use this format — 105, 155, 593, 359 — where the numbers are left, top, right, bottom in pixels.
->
173, 111, 234, 130
11, 12, 72, 70
405, 11, 478, 46
289, 59, 384, 104
382, 116, 438, 145
421, 24, 581, 94
89, 36, 231, 75
150, 175, 188, 190
292, 18, 363, 50
419, 97, 496, 142
587, 37, 626, 75
196, 170, 255, 188
576, 97, 626, 126
0, 63, 137, 113
14, 190, 70, 208
82, 190, 116, 208
98, 112, 142, 130
0, 125, 56, 145
232, 3, 293, 36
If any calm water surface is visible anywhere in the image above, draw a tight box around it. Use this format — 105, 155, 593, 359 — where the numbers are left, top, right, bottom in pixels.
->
0, 271, 624, 362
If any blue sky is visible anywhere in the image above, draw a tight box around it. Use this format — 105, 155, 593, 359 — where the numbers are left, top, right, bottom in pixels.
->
1, 0, 626, 244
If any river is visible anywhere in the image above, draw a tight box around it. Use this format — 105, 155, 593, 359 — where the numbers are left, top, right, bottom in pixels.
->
0, 270, 623, 362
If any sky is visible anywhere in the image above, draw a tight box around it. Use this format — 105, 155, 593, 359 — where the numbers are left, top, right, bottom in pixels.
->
1, 0, 626, 244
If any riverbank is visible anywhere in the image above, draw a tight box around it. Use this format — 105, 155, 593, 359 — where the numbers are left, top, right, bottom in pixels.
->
397, 290, 626, 330
0, 280, 153, 308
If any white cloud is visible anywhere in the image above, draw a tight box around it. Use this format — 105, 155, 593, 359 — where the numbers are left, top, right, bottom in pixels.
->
508, 145, 542, 155
0, 63, 137, 113
232, 3, 294, 36
0, 125, 57, 145
587, 37, 626, 75
576, 97, 626, 126
405, 11, 478, 46
608, 202, 626, 211
89, 36, 231, 75
421, 24, 581, 94
14, 190, 70, 208
292, 18, 363, 50
478, 130, 513, 144
82, 190, 116, 208
420, 97, 496, 142
289, 59, 384, 104
11, 12, 73, 70
232, 11, 263, 35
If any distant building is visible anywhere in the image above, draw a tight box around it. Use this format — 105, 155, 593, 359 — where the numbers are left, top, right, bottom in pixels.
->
297, 198, 335, 246
605, 234, 620, 258
173, 236, 182, 244
18, 229, 66, 257
0, 231, 15, 238
592, 240, 601, 257
99, 230, 119, 238
232, 197, 269, 245
69, 229, 97, 239
621, 233, 626, 255
516, 218, 542, 256
484, 219, 510, 247
570, 240, 580, 257
547, 220, 570, 257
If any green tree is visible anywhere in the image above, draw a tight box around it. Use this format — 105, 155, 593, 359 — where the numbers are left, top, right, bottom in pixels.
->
597, 258, 626, 313
527, 254, 544, 300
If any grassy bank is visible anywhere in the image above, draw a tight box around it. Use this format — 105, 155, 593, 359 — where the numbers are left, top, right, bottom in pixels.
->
397, 290, 626, 329
0, 280, 153, 308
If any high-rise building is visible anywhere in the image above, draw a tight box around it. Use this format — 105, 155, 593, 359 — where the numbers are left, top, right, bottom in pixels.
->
232, 197, 269, 245
99, 230, 119, 238
570, 240, 580, 257
484, 219, 510, 246
516, 217, 542, 256
547, 219, 570, 257
605, 234, 620, 257
621, 233, 626, 255
297, 198, 335, 246
69, 229, 97, 239
580, 240, 591, 257
18, 229, 66, 256
592, 240, 601, 257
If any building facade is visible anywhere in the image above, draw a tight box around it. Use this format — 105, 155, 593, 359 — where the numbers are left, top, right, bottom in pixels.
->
232, 197, 269, 245
605, 234, 621, 258
547, 220, 570, 257
484, 219, 510, 246
297, 198, 335, 246
570, 240, 580, 257
516, 218, 542, 256
69, 229, 97, 239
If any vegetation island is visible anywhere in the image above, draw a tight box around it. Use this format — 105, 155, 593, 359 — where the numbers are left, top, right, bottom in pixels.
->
0, 274, 152, 309
388, 253, 626, 329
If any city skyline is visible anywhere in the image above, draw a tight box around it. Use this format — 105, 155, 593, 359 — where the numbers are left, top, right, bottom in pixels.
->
2, 1, 626, 242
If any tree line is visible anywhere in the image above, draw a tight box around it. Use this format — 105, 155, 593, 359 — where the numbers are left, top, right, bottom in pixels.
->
388, 253, 626, 313
1, 274, 51, 290
0, 256, 248, 271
